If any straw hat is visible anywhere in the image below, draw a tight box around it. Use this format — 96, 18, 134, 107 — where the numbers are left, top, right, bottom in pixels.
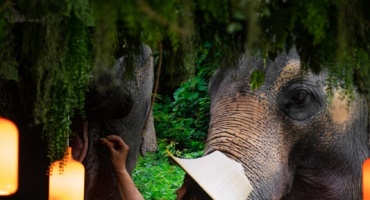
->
167, 150, 253, 200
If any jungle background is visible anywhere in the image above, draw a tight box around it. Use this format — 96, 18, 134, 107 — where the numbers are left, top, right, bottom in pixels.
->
1, 0, 370, 199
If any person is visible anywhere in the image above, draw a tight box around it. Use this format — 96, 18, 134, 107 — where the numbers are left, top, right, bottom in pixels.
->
101, 135, 145, 200
101, 135, 192, 200
101, 135, 248, 200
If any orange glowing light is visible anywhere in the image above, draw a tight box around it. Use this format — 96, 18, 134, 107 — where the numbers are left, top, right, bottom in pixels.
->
49, 147, 85, 200
363, 158, 370, 200
0, 118, 19, 196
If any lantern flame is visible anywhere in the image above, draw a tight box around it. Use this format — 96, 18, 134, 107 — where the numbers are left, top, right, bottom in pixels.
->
364, 158, 370, 200
0, 118, 18, 196
49, 147, 85, 200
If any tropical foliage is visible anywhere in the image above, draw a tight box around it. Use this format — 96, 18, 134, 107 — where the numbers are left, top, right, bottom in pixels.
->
132, 42, 216, 199
132, 141, 186, 200
154, 41, 217, 154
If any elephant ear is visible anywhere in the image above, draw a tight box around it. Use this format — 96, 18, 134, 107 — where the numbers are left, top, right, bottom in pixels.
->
140, 110, 157, 156
85, 85, 133, 119
85, 59, 134, 119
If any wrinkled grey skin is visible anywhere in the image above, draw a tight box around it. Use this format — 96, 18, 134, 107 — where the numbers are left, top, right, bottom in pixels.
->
181, 48, 369, 200
0, 45, 156, 200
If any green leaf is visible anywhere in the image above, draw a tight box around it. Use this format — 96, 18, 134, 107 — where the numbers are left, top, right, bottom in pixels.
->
250, 70, 265, 91
227, 22, 243, 33
233, 11, 246, 20
188, 92, 199, 100
71, 0, 95, 26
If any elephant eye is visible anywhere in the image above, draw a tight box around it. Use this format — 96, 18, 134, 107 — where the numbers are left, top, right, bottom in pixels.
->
288, 90, 309, 106
278, 82, 323, 121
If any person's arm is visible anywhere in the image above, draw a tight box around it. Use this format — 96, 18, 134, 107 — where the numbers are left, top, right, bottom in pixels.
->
101, 135, 144, 200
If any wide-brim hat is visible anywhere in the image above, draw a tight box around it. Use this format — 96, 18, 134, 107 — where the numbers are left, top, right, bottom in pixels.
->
167, 150, 253, 200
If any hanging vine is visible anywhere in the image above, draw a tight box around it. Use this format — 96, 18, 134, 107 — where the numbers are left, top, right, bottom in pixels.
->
41, 14, 92, 162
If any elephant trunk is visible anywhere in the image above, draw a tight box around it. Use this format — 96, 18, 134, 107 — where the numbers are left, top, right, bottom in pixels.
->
204, 93, 294, 199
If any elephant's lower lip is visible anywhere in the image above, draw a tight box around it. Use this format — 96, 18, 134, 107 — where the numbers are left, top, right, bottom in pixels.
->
70, 119, 88, 162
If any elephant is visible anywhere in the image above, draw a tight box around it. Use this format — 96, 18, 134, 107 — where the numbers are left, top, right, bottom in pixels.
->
0, 45, 156, 200
179, 48, 369, 199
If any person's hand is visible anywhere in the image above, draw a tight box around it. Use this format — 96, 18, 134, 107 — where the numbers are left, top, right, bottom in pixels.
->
102, 135, 144, 200
101, 135, 129, 173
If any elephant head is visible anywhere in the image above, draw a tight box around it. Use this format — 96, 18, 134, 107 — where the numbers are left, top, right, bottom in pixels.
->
180, 48, 369, 199
76, 45, 156, 199
0, 45, 156, 200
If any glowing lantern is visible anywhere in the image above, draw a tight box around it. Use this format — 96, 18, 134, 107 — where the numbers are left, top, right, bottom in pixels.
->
364, 158, 370, 200
49, 147, 85, 200
0, 118, 18, 196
